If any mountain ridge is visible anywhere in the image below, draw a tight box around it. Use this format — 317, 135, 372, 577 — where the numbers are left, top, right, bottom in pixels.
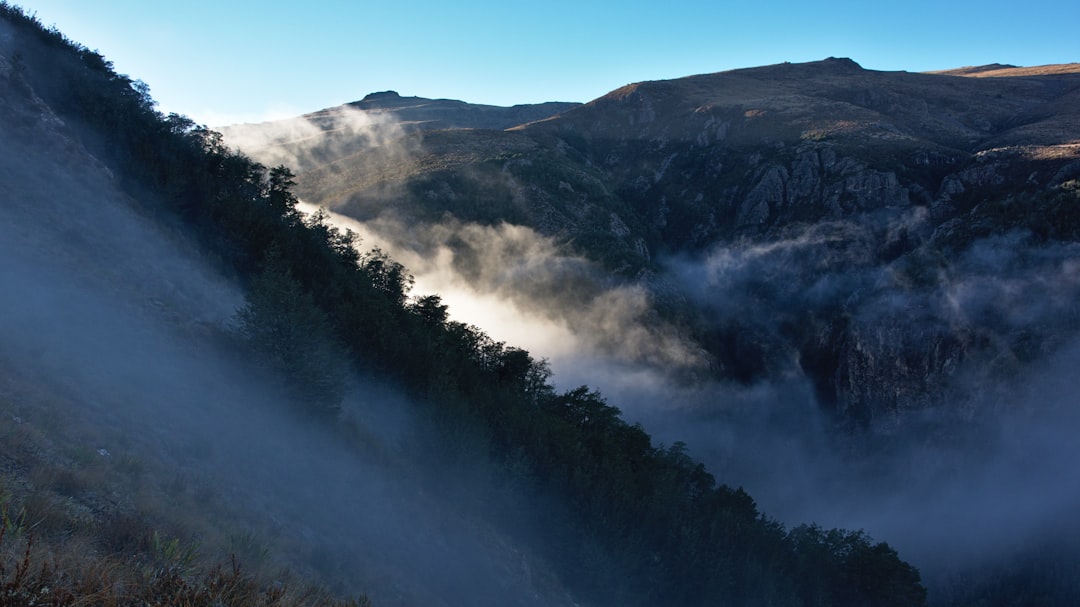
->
530, 56, 1080, 152
928, 62, 1080, 77
228, 56, 1080, 428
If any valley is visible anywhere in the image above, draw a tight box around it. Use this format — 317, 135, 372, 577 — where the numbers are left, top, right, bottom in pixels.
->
224, 57, 1080, 604
2, 2, 1079, 603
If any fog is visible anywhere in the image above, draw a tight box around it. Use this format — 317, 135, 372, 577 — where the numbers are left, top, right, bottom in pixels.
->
8, 12, 1077, 602
219, 99, 1080, 600
294, 202, 710, 389
646, 224, 1080, 598
620, 215, 1080, 597
223, 103, 711, 387
291, 194, 1080, 601
0, 86, 577, 606
217, 105, 414, 174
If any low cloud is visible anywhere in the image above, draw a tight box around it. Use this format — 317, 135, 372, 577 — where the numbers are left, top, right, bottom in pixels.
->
311, 191, 1080, 600
219, 105, 413, 174
296, 202, 711, 392
653, 212, 1080, 600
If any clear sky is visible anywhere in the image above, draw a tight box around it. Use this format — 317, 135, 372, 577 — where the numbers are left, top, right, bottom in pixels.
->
25, 1, 1080, 126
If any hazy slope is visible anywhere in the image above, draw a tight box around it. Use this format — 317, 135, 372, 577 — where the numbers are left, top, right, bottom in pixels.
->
0, 13, 952, 606
0, 19, 581, 607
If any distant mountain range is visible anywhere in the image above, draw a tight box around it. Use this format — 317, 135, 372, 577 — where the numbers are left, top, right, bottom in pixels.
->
226, 57, 1080, 428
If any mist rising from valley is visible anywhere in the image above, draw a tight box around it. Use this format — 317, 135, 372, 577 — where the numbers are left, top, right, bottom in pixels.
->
9, 20, 1071, 598
10, 1, 1080, 600
271, 123, 1080, 601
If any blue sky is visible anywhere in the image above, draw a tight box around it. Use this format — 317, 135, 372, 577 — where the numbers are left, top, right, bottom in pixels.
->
27, 1, 1080, 126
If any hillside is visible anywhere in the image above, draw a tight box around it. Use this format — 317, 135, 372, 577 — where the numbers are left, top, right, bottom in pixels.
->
229, 57, 1080, 425
0, 6, 931, 607
224, 56, 1080, 606
0, 9, 582, 607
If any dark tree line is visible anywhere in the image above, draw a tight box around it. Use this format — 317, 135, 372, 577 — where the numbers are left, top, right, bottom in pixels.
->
0, 4, 927, 605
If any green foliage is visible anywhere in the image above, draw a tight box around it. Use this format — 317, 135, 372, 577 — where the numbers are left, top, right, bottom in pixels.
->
789, 524, 927, 607
0, 499, 29, 541
236, 253, 347, 420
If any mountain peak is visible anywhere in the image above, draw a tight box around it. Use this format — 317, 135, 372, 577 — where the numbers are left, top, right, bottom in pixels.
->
822, 56, 862, 69
361, 90, 402, 101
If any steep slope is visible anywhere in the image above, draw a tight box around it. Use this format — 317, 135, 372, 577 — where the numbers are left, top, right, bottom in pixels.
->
524, 57, 1080, 245
0, 14, 586, 607
280, 58, 1080, 255
1, 8, 930, 607
221, 58, 1080, 606
522, 58, 1080, 421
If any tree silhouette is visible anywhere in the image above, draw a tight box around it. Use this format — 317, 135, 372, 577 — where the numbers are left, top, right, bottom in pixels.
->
236, 253, 346, 420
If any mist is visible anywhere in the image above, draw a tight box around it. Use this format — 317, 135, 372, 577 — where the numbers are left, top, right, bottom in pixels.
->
217, 105, 414, 174
0, 80, 578, 607
643, 214, 1080, 598
219, 93, 1080, 601
221, 104, 713, 392
292, 191, 1080, 601
294, 202, 710, 389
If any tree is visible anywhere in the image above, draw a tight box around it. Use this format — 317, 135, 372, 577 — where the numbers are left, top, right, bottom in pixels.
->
235, 254, 347, 420
267, 165, 298, 215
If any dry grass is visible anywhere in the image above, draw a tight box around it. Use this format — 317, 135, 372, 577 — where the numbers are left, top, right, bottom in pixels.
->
928, 63, 1080, 78
0, 524, 370, 607
0, 466, 371, 607
0, 366, 373, 606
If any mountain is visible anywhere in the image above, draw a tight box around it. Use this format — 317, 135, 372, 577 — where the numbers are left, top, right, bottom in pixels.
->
522, 57, 1080, 422
0, 10, 580, 607
525, 56, 1079, 248
229, 57, 1080, 427
224, 58, 1080, 605
344, 91, 580, 130
269, 57, 1080, 257
216, 92, 578, 173
0, 7, 930, 607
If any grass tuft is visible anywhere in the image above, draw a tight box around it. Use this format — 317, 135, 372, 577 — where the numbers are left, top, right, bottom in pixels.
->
0, 522, 370, 607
